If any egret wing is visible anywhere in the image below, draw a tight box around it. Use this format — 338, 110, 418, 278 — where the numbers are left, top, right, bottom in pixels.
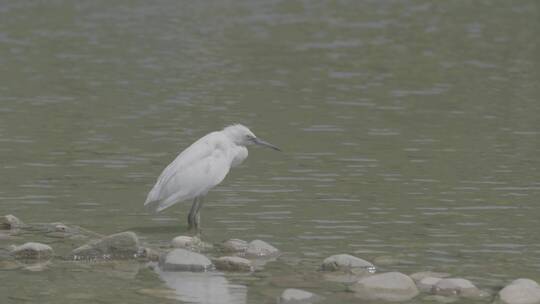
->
145, 133, 232, 212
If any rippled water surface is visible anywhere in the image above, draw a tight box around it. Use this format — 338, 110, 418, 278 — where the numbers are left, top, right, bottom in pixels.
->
1, 1, 539, 303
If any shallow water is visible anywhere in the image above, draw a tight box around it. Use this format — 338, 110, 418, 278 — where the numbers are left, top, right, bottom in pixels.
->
1, 0, 539, 303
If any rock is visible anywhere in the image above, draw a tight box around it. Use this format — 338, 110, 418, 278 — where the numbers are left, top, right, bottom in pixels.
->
138, 247, 161, 262
321, 254, 375, 272
410, 271, 451, 283
159, 249, 212, 272
433, 278, 482, 298
10, 242, 53, 260
219, 239, 249, 253
278, 288, 324, 304
418, 277, 443, 292
213, 256, 252, 272
509, 279, 540, 289
498, 278, 540, 304
2, 214, 23, 229
245, 240, 280, 257
350, 272, 419, 302
72, 231, 139, 259
171, 235, 212, 251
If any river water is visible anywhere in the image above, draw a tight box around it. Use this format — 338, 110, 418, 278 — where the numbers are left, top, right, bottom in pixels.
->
1, 1, 539, 303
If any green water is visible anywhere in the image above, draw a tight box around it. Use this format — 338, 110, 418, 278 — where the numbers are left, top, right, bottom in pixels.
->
1, 1, 539, 303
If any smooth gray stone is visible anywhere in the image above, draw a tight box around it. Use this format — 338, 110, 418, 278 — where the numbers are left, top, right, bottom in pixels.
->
11, 242, 53, 260
214, 256, 252, 272
2, 214, 23, 229
72, 231, 140, 259
278, 288, 323, 304
498, 278, 540, 304
433, 278, 484, 298
219, 239, 249, 253
245, 240, 280, 257
418, 277, 443, 292
159, 249, 212, 272
350, 272, 419, 302
321, 254, 375, 272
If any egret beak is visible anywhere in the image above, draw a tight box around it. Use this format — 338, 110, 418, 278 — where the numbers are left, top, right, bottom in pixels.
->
253, 137, 281, 151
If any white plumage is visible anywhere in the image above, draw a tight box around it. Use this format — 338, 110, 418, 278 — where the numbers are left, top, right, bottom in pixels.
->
144, 124, 280, 230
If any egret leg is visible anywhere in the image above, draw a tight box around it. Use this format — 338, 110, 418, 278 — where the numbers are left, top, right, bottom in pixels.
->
188, 196, 205, 231
187, 197, 200, 230
193, 196, 204, 229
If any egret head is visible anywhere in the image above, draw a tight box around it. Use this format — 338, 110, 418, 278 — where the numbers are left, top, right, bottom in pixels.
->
224, 124, 281, 151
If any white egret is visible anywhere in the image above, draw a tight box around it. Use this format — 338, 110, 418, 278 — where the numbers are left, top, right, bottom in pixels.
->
144, 124, 280, 230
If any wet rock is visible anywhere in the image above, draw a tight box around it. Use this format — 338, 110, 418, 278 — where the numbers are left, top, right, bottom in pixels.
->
245, 240, 280, 257
159, 249, 212, 272
0, 259, 21, 270
22, 261, 50, 272
214, 256, 252, 272
171, 235, 212, 251
2, 214, 23, 229
410, 271, 451, 283
433, 278, 483, 298
350, 272, 419, 302
498, 278, 540, 304
138, 247, 161, 262
10, 242, 54, 260
418, 277, 443, 292
278, 288, 324, 304
219, 238, 249, 253
321, 254, 375, 272
72, 231, 140, 259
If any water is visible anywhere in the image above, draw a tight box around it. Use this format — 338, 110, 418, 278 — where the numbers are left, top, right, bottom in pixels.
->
1, 0, 539, 303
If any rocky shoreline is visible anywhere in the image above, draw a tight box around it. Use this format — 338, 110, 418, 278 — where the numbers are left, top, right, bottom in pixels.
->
2, 214, 539, 304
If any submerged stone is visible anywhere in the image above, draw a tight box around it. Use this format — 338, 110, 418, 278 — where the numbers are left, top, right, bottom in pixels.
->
2, 214, 23, 229
11, 242, 53, 260
321, 254, 375, 272
433, 278, 484, 298
137, 247, 161, 262
171, 235, 212, 251
219, 239, 249, 253
418, 277, 443, 292
498, 278, 540, 304
350, 272, 419, 302
159, 249, 212, 272
71, 231, 140, 259
278, 288, 324, 304
245, 240, 280, 257
213, 256, 252, 272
